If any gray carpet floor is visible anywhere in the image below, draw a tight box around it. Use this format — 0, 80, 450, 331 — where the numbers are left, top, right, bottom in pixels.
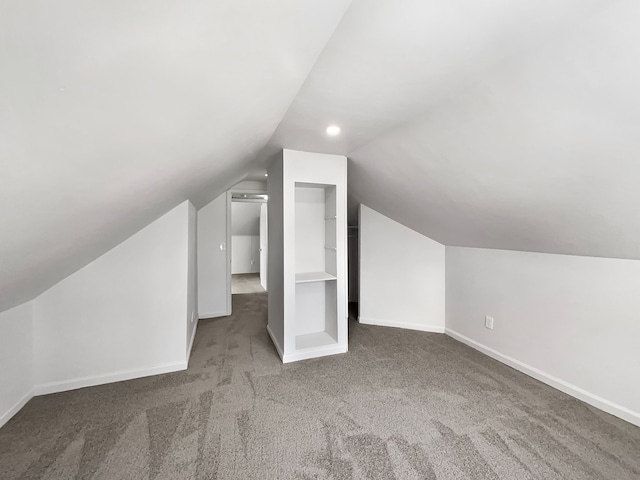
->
232, 273, 264, 294
1, 292, 639, 479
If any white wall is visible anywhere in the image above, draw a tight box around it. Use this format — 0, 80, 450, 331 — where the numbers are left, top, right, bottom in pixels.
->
359, 204, 445, 332
198, 192, 230, 318
446, 246, 640, 426
260, 203, 268, 290
186, 203, 198, 356
231, 202, 261, 275
232, 235, 260, 274
33, 202, 192, 393
232, 202, 261, 235
348, 226, 358, 302
231, 180, 267, 192
267, 152, 285, 351
0, 302, 33, 428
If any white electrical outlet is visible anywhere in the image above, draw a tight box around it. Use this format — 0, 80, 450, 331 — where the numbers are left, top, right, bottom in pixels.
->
485, 316, 494, 330
191, 312, 195, 323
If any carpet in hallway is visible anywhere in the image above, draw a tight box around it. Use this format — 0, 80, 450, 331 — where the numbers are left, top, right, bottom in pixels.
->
1, 292, 639, 479
231, 273, 264, 295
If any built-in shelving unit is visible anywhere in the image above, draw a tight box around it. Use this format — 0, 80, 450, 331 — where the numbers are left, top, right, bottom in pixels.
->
267, 149, 348, 363
295, 272, 337, 283
295, 331, 337, 350
294, 181, 339, 351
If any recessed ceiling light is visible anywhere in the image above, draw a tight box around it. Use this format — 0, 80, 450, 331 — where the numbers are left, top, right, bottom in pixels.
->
264, 173, 268, 177
326, 125, 341, 136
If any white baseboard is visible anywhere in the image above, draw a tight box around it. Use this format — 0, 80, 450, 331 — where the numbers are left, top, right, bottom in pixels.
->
267, 324, 348, 363
282, 344, 348, 363
0, 390, 34, 429
199, 310, 229, 320
266, 324, 284, 361
359, 316, 445, 334
187, 319, 199, 361
33, 361, 188, 396
445, 328, 640, 428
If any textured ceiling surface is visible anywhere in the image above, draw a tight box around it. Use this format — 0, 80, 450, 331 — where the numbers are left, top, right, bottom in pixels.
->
3, 0, 639, 312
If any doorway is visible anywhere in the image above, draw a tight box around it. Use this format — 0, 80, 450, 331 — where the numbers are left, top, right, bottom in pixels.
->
230, 192, 268, 294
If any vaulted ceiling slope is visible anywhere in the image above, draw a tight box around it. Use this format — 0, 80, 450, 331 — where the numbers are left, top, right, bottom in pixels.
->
0, 0, 352, 312
3, 1, 639, 312
271, 0, 640, 260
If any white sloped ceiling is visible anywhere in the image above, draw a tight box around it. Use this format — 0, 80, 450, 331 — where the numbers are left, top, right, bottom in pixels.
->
270, 0, 640, 259
0, 0, 352, 311
3, 0, 640, 312
349, 0, 640, 259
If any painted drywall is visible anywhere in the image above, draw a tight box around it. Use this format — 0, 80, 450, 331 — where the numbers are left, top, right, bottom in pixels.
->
186, 203, 198, 356
446, 246, 640, 426
269, 1, 592, 155
232, 236, 260, 274
260, 203, 268, 290
0, 0, 352, 312
0, 302, 33, 428
231, 180, 267, 192
198, 193, 230, 319
33, 202, 191, 392
346, 1, 640, 261
348, 225, 358, 303
358, 204, 445, 332
267, 152, 285, 352
231, 202, 261, 274
231, 202, 261, 235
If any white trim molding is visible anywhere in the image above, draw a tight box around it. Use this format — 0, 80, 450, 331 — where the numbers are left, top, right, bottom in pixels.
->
266, 324, 284, 360
359, 316, 445, 334
2, 361, 190, 429
445, 328, 640, 428
187, 320, 199, 361
0, 390, 34, 429
33, 361, 188, 396
199, 311, 229, 320
267, 324, 348, 363
282, 345, 347, 364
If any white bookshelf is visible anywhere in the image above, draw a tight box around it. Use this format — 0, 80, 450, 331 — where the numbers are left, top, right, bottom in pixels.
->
267, 150, 348, 363
295, 272, 337, 283
295, 331, 337, 350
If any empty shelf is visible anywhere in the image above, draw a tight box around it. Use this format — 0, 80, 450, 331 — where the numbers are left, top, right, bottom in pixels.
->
295, 272, 337, 283
295, 331, 338, 350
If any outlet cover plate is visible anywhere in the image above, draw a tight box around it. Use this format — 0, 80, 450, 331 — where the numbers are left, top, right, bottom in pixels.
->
485, 316, 494, 330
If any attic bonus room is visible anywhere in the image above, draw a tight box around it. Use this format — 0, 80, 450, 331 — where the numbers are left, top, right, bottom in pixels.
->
1, 1, 640, 479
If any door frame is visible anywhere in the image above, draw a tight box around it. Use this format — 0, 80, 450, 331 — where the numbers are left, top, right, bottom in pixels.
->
227, 184, 268, 306
259, 202, 268, 291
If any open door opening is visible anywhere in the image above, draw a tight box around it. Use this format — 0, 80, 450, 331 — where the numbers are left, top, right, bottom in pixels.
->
230, 191, 268, 295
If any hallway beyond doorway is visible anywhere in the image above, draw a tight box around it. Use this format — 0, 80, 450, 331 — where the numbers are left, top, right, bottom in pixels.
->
232, 273, 264, 294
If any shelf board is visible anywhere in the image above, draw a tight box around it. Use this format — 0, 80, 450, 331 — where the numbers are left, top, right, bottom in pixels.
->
295, 331, 338, 350
295, 272, 337, 283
